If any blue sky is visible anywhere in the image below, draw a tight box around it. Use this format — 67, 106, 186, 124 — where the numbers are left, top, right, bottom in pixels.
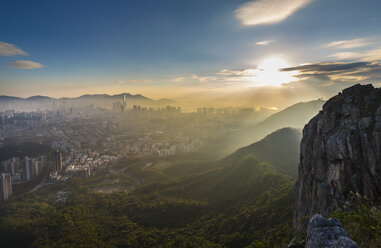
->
1, 0, 381, 107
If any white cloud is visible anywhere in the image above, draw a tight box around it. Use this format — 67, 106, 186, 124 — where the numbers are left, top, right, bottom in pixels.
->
329, 52, 363, 60
170, 77, 186, 83
329, 47, 381, 61
114, 79, 153, 84
256, 40, 274, 46
217, 69, 257, 77
0, 41, 28, 56
363, 48, 381, 61
325, 38, 371, 49
235, 0, 312, 26
9, 60, 43, 69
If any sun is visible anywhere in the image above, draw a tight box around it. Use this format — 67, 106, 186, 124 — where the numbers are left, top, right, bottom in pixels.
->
249, 57, 297, 87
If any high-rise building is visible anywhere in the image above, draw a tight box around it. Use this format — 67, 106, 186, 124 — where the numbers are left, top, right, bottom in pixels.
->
52, 150, 63, 173
33, 160, 40, 176
0, 173, 12, 201
112, 94, 127, 112
122, 93, 127, 112
23, 157, 32, 181
10, 162, 15, 176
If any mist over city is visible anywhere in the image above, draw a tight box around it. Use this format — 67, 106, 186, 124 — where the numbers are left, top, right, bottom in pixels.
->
1, 1, 381, 248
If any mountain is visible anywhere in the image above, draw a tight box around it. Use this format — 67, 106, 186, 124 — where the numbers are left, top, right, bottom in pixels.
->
0, 95, 55, 111
163, 127, 302, 180
26, 95, 54, 100
223, 128, 302, 177
76, 93, 149, 101
0, 93, 175, 111
255, 99, 325, 132
294, 84, 381, 231
191, 99, 324, 160
134, 155, 296, 247
155, 98, 176, 105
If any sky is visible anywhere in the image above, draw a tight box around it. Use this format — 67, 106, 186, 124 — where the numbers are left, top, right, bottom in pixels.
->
1, 0, 381, 108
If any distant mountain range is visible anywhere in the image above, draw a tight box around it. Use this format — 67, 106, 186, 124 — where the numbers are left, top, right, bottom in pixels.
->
0, 93, 176, 111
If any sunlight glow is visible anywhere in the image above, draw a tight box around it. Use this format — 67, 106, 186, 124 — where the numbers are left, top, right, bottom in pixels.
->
267, 106, 279, 110
250, 57, 298, 87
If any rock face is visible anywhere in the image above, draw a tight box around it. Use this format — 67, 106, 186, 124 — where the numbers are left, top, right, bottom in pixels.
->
294, 84, 381, 231
306, 214, 357, 248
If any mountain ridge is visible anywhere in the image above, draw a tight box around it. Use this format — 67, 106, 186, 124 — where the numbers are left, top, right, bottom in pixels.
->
190, 99, 324, 160
0, 92, 152, 101
0, 93, 176, 111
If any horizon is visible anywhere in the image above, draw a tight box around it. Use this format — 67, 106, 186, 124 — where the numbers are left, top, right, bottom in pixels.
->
0, 90, 329, 112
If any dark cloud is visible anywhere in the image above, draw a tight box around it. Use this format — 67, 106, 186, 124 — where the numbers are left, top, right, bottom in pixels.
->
281, 62, 377, 73
281, 62, 381, 84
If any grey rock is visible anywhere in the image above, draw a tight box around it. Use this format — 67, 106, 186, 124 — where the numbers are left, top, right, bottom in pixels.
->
306, 214, 357, 248
294, 84, 381, 231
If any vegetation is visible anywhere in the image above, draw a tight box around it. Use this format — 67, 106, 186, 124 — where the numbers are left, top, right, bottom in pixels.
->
330, 195, 381, 248
5, 128, 380, 247
0, 155, 295, 248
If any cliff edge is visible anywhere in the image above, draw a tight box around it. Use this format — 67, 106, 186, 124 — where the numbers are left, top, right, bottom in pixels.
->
294, 84, 381, 231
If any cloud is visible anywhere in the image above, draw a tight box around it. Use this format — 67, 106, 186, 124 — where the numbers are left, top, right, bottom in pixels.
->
174, 62, 297, 88
170, 60, 381, 96
114, 79, 153, 85
170, 77, 186, 83
328, 52, 363, 60
235, 0, 312, 26
9, 60, 43, 69
364, 48, 381, 61
281, 61, 381, 83
329, 47, 381, 61
0, 41, 28, 56
325, 38, 371, 49
281, 62, 376, 73
256, 40, 274, 46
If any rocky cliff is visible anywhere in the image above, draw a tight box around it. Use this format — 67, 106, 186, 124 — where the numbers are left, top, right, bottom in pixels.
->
294, 84, 381, 231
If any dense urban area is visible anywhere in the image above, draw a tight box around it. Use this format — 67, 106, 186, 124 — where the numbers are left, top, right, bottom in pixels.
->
0, 95, 275, 201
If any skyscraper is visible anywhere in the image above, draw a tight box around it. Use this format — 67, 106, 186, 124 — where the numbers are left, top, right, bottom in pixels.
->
23, 157, 32, 181
0, 173, 12, 201
33, 160, 40, 176
52, 150, 63, 173
122, 93, 127, 112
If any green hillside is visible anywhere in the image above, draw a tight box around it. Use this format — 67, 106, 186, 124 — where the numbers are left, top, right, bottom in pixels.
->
0, 154, 295, 248
163, 128, 301, 178
223, 128, 302, 177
